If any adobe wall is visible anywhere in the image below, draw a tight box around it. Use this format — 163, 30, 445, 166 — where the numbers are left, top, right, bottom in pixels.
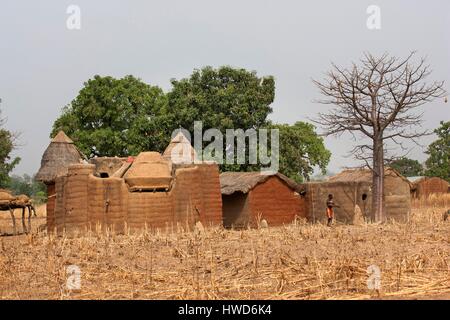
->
304, 179, 410, 223
413, 177, 449, 198
384, 176, 411, 222
46, 183, 56, 232
248, 176, 305, 227
197, 165, 223, 224
304, 182, 372, 223
51, 163, 222, 235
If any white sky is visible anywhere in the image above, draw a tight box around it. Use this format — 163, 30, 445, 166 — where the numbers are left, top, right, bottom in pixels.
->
1, 0, 449, 176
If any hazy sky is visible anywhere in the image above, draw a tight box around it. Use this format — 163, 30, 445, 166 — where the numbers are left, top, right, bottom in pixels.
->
1, 0, 449, 176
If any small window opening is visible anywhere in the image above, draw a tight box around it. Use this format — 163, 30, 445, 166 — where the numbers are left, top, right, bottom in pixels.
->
362, 193, 368, 201
100, 172, 109, 178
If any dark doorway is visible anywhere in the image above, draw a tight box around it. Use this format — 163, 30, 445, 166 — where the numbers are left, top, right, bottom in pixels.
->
222, 192, 249, 229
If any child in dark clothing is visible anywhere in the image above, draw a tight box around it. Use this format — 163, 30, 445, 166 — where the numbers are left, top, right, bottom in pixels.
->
326, 194, 339, 226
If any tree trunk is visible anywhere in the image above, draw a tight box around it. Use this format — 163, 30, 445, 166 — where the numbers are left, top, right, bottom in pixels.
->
372, 137, 385, 222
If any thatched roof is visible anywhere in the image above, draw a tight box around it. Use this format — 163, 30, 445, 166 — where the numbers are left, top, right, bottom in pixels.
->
0, 189, 31, 206
163, 131, 198, 164
0, 189, 14, 203
328, 167, 412, 186
410, 176, 448, 184
220, 172, 299, 195
35, 131, 85, 184
409, 176, 449, 191
51, 131, 74, 143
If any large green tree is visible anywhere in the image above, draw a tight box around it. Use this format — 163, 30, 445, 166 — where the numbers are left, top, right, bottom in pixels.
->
52, 75, 170, 157
168, 66, 276, 172
425, 121, 449, 182
273, 122, 331, 182
168, 67, 330, 179
0, 101, 20, 188
388, 157, 423, 177
168, 66, 275, 132
53, 68, 275, 159
51, 68, 330, 181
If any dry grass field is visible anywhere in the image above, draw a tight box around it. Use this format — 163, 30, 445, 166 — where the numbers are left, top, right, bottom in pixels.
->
0, 195, 449, 300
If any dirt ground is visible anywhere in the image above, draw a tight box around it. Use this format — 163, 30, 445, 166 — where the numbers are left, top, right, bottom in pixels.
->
0, 202, 449, 300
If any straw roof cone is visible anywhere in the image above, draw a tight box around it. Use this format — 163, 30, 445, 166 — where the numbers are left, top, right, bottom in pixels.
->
35, 131, 85, 184
163, 131, 198, 164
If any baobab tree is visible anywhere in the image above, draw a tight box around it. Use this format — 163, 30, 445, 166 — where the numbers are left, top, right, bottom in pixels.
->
313, 52, 445, 222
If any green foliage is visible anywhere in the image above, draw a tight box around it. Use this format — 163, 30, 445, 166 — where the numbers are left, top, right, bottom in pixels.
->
0, 103, 20, 188
51, 75, 170, 157
168, 66, 275, 132
425, 121, 450, 182
388, 157, 423, 177
51, 68, 330, 180
7, 174, 47, 197
33, 191, 47, 205
272, 122, 331, 182
169, 66, 276, 172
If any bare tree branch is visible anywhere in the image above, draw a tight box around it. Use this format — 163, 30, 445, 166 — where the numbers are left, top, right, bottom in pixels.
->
313, 52, 446, 221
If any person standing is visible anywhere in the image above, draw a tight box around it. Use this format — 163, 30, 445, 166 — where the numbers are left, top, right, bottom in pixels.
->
326, 194, 339, 226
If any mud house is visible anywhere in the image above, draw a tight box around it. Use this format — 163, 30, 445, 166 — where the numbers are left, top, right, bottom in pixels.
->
220, 172, 306, 228
300, 181, 372, 224
35, 131, 85, 225
408, 176, 449, 198
323, 167, 412, 222
36, 132, 222, 235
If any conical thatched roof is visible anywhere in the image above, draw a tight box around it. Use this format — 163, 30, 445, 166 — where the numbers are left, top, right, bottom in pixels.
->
163, 131, 198, 164
35, 131, 85, 184
51, 131, 74, 143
